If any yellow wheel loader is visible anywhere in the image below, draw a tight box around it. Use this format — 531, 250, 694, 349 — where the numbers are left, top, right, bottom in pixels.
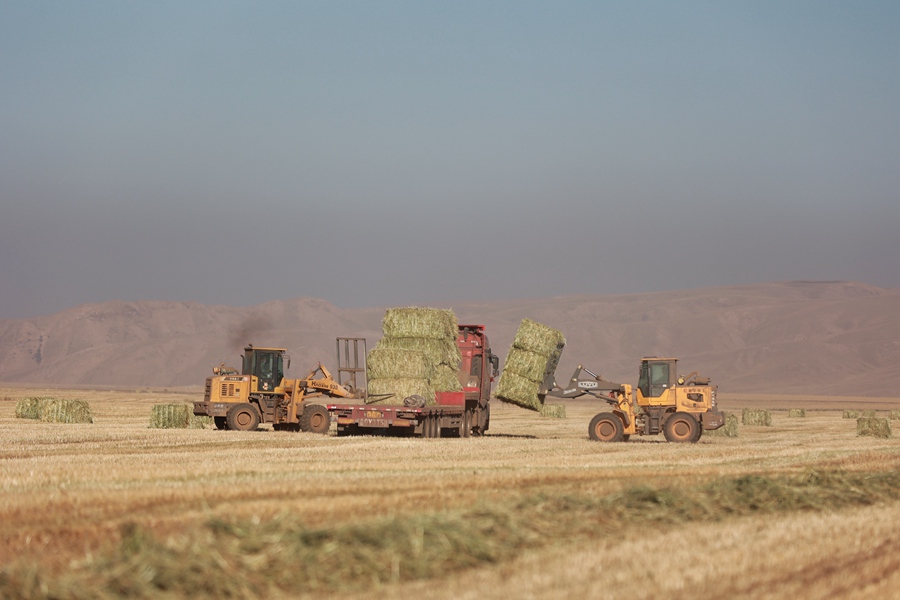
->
541, 357, 724, 443
193, 345, 355, 433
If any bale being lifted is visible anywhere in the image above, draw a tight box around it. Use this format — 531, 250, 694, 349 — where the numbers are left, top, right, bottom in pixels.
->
495, 318, 566, 412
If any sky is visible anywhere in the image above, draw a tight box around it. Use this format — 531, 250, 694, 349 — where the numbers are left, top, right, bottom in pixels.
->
1, 1, 898, 319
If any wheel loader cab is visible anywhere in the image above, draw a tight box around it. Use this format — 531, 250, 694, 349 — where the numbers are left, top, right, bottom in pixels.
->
242, 346, 287, 394
637, 358, 678, 403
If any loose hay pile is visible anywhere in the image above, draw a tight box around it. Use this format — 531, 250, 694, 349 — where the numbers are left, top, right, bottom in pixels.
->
495, 319, 566, 412
842, 410, 860, 419
150, 404, 212, 429
366, 308, 461, 406
857, 417, 891, 438
742, 408, 772, 427
706, 412, 739, 437
539, 403, 567, 419
15, 397, 93, 424
788, 408, 806, 418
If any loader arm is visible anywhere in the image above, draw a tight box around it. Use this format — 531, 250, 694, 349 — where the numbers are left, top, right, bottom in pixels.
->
540, 365, 627, 404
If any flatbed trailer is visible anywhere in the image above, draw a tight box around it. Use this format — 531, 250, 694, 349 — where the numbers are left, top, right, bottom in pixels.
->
331, 325, 498, 438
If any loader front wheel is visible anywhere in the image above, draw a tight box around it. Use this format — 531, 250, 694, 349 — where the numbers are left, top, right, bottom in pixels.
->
300, 404, 331, 435
226, 404, 260, 432
588, 412, 624, 442
664, 412, 700, 443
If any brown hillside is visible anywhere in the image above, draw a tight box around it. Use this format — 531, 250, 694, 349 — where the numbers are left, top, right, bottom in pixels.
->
1, 281, 898, 395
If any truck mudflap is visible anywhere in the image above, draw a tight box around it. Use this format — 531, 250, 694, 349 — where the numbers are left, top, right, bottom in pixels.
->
702, 409, 726, 430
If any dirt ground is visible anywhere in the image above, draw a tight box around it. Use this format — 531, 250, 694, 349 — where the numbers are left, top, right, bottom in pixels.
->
1, 387, 899, 598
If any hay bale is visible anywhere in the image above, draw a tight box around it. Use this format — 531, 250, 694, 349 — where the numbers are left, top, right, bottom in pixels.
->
376, 337, 461, 370
788, 408, 806, 418
890, 410, 900, 420
857, 417, 891, 439
706, 412, 739, 437
742, 408, 772, 427
38, 399, 93, 424
150, 404, 210, 429
15, 396, 51, 420
382, 307, 458, 340
494, 371, 543, 412
504, 347, 554, 384
861, 410, 877, 418
366, 348, 432, 380
430, 363, 463, 393
367, 378, 435, 406
511, 318, 566, 357
842, 410, 860, 419
540, 403, 567, 419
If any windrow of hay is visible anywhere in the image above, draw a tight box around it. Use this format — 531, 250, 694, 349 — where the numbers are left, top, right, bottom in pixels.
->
857, 417, 891, 438
149, 404, 212, 429
5, 469, 900, 599
742, 408, 772, 427
788, 408, 806, 418
706, 412, 739, 437
367, 307, 462, 404
495, 319, 566, 412
540, 403, 567, 419
15, 397, 93, 424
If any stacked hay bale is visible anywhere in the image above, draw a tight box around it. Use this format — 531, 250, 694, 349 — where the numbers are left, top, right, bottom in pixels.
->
366, 308, 461, 406
857, 417, 891, 438
495, 319, 566, 412
742, 408, 772, 426
788, 408, 806, 418
15, 397, 93, 424
150, 404, 212, 429
706, 412, 739, 437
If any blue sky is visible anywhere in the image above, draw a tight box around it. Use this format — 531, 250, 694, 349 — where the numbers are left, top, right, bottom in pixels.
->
1, 1, 898, 318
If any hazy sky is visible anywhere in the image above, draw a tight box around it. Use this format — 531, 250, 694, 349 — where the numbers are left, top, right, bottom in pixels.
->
2, 1, 898, 319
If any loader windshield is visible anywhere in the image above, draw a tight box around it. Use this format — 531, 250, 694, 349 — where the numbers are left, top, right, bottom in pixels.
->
639, 361, 672, 398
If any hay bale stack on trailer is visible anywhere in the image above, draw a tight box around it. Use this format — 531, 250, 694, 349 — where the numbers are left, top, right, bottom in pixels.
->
495, 319, 566, 412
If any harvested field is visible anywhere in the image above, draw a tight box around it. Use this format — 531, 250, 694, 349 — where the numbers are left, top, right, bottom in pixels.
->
1, 388, 900, 599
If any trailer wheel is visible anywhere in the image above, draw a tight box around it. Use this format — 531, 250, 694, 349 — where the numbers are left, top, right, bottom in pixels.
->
226, 403, 260, 432
664, 412, 700, 443
300, 405, 331, 435
460, 409, 472, 438
588, 412, 624, 442
214, 416, 227, 430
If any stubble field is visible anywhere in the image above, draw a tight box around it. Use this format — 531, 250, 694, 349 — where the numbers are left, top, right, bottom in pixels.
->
1, 387, 900, 599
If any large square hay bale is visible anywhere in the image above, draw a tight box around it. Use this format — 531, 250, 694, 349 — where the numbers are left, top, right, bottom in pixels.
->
890, 410, 900, 420
742, 408, 772, 427
706, 412, 739, 437
150, 404, 212, 429
511, 318, 566, 357
495, 371, 544, 412
381, 308, 458, 340
788, 408, 806, 418
38, 399, 93, 424
842, 410, 859, 419
376, 337, 461, 371
857, 417, 891, 438
366, 348, 432, 380
15, 396, 51, 420
367, 378, 435, 406
495, 319, 565, 412
861, 410, 877, 418
504, 347, 554, 384
540, 403, 567, 419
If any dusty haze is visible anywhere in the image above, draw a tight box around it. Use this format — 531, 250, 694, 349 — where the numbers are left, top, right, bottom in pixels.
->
1, 281, 897, 397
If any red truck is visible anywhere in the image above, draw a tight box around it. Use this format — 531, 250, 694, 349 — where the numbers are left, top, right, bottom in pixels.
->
328, 325, 498, 438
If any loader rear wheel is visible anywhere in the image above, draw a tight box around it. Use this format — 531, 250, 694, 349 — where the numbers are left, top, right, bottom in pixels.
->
588, 412, 624, 442
664, 412, 700, 443
300, 405, 331, 435
214, 417, 227, 430
226, 404, 260, 432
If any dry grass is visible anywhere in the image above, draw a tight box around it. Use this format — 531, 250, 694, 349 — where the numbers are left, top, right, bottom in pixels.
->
2, 388, 900, 599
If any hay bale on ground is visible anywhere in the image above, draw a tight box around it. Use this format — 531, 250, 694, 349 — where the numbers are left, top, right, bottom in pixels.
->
367, 378, 435, 406
742, 408, 772, 427
150, 404, 211, 429
861, 410, 877, 418
39, 399, 93, 424
706, 412, 739, 437
788, 408, 806, 418
496, 319, 566, 412
857, 417, 891, 438
15, 396, 51, 420
540, 403, 566, 419
890, 410, 900, 420
842, 410, 860, 419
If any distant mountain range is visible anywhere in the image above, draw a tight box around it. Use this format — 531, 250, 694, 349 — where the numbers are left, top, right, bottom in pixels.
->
1, 281, 898, 396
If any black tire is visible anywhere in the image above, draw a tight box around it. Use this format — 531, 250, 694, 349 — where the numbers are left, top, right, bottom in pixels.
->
460, 409, 472, 438
337, 424, 359, 437
664, 412, 700, 443
214, 416, 227, 430
226, 403, 260, 432
622, 434, 630, 442
300, 404, 331, 434
588, 412, 624, 442
694, 424, 704, 442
